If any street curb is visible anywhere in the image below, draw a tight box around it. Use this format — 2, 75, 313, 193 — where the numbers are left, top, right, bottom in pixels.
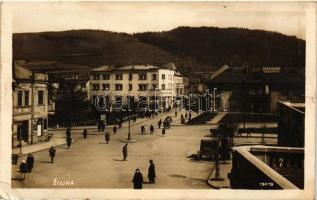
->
14, 137, 84, 157
15, 141, 67, 157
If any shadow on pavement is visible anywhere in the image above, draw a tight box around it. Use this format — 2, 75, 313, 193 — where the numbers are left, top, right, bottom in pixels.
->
112, 159, 125, 161
169, 174, 187, 178
11, 177, 24, 181
187, 154, 199, 160
40, 161, 52, 164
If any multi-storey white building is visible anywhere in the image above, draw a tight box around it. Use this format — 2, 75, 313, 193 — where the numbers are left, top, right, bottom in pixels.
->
88, 63, 187, 109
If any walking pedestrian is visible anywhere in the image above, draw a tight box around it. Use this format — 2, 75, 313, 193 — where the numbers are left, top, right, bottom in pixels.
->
66, 137, 72, 149
175, 111, 177, 118
105, 131, 110, 144
162, 128, 166, 136
19, 159, 28, 180
66, 127, 71, 138
101, 121, 105, 132
49, 146, 56, 163
158, 119, 162, 129
122, 143, 128, 161
83, 128, 87, 139
132, 169, 144, 189
26, 153, 34, 173
148, 160, 156, 184
113, 125, 117, 134
150, 124, 154, 134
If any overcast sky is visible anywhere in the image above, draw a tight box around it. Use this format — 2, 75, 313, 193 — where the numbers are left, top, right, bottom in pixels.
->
10, 1, 306, 39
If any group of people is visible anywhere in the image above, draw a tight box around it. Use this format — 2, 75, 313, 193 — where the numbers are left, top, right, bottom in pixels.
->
132, 159, 156, 189
19, 153, 34, 180
140, 124, 155, 135
180, 112, 192, 124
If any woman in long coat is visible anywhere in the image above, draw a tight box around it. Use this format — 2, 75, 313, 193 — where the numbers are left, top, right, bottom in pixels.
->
132, 169, 143, 189
20, 159, 28, 180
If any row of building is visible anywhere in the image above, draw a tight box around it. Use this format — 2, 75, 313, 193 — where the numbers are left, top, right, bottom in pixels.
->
12, 61, 189, 147
12, 60, 305, 149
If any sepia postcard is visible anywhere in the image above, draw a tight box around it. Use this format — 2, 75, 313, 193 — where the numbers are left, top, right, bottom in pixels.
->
0, 1, 316, 200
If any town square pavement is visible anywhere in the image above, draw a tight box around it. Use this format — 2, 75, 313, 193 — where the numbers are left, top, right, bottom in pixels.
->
12, 111, 214, 189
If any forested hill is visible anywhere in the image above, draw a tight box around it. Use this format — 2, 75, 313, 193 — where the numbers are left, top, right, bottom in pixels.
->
13, 30, 181, 68
13, 27, 305, 74
134, 26, 305, 70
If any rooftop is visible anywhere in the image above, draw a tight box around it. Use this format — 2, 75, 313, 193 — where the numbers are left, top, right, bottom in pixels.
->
209, 67, 304, 84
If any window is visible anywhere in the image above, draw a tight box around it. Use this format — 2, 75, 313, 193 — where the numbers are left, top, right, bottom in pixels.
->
115, 84, 123, 91
152, 74, 157, 80
92, 84, 100, 91
17, 91, 23, 107
102, 74, 110, 80
139, 74, 147, 80
129, 84, 133, 91
161, 84, 165, 90
115, 74, 123, 80
92, 74, 99, 80
138, 84, 147, 91
24, 91, 29, 106
162, 74, 165, 80
129, 74, 133, 80
115, 96, 123, 101
152, 84, 157, 90
102, 84, 110, 91
38, 90, 44, 105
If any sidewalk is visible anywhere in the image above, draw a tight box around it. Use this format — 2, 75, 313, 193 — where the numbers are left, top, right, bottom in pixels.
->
12, 131, 67, 156
12, 110, 175, 156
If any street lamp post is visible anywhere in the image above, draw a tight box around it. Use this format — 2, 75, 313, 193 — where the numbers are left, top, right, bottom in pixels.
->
127, 70, 132, 141
121, 68, 136, 143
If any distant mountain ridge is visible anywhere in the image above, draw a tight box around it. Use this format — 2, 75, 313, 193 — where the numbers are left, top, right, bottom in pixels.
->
13, 29, 181, 68
13, 27, 305, 75
135, 26, 305, 70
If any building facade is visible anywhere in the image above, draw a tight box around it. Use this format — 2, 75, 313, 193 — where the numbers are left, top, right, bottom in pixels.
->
208, 66, 305, 113
277, 101, 305, 147
12, 61, 50, 148
88, 64, 187, 110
